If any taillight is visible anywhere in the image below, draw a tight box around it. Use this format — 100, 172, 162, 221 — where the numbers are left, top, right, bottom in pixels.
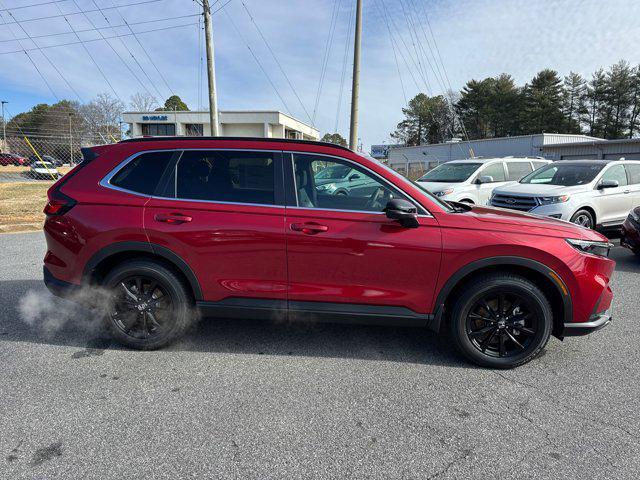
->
44, 190, 76, 216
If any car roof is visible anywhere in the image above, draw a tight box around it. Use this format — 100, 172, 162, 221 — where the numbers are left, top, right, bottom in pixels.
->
551, 160, 612, 166
447, 157, 547, 164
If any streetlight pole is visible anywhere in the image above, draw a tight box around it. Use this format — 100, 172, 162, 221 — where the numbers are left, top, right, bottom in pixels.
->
68, 112, 73, 164
1, 101, 7, 153
349, 0, 363, 151
202, 0, 220, 136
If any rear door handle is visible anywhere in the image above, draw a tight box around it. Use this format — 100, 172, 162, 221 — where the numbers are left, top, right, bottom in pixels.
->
154, 212, 193, 224
290, 222, 328, 234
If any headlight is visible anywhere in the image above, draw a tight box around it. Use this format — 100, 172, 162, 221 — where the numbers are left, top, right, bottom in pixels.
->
537, 195, 570, 205
630, 210, 640, 222
317, 183, 335, 192
434, 188, 454, 197
566, 239, 613, 257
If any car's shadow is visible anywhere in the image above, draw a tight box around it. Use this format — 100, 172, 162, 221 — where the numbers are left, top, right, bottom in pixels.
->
609, 245, 640, 273
0, 279, 466, 368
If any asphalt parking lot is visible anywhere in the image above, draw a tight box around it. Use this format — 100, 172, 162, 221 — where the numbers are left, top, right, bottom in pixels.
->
1, 232, 639, 479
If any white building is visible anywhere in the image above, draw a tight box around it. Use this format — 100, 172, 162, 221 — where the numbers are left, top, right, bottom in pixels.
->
122, 110, 319, 140
387, 133, 602, 170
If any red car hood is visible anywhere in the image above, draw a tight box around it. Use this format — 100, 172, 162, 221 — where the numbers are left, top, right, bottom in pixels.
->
467, 205, 608, 241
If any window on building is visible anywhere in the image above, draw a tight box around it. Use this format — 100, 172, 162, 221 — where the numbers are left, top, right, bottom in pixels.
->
293, 153, 407, 212
478, 162, 506, 182
175, 150, 276, 205
141, 123, 176, 136
506, 161, 534, 181
185, 124, 204, 137
110, 151, 174, 195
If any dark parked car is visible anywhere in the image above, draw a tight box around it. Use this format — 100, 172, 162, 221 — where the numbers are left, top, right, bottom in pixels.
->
43, 137, 615, 369
621, 206, 640, 255
0, 153, 27, 166
28, 155, 64, 167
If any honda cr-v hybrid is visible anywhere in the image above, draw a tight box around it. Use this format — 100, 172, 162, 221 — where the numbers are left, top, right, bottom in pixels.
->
43, 138, 615, 368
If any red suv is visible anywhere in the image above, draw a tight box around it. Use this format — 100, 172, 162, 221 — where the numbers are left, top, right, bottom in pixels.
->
43, 138, 615, 368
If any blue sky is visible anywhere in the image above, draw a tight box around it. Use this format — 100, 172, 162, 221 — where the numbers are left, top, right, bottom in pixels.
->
1, 0, 640, 149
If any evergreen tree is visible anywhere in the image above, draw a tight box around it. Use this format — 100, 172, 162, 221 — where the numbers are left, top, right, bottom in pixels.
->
320, 133, 348, 147
562, 72, 587, 133
391, 94, 454, 146
521, 69, 565, 134
603, 60, 633, 139
583, 69, 608, 137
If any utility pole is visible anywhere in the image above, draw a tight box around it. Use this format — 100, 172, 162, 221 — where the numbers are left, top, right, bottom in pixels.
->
349, 0, 363, 151
1, 101, 7, 153
202, 0, 220, 136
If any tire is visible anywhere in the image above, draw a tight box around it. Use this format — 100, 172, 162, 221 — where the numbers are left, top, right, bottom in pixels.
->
570, 209, 594, 229
102, 259, 193, 350
449, 273, 553, 369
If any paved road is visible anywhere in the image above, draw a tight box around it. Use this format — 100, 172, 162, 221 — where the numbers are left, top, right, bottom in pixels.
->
1, 232, 639, 479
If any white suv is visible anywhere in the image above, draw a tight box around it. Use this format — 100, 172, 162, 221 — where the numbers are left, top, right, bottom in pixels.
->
490, 160, 640, 229
415, 157, 551, 205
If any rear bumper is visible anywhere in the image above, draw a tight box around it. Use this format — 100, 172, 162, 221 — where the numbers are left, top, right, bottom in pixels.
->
563, 313, 612, 336
44, 266, 80, 298
621, 220, 639, 251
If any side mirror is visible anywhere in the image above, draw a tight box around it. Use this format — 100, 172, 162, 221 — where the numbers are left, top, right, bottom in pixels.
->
348, 173, 360, 182
598, 179, 619, 189
384, 199, 419, 228
475, 175, 494, 184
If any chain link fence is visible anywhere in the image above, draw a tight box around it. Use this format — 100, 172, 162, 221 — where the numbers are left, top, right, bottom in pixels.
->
0, 133, 118, 233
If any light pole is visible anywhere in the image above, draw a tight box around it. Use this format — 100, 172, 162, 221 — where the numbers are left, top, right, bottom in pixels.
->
1, 101, 7, 153
68, 112, 73, 164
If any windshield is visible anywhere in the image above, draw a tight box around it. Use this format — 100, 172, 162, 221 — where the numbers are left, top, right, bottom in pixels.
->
315, 164, 351, 179
418, 163, 482, 183
519, 163, 604, 186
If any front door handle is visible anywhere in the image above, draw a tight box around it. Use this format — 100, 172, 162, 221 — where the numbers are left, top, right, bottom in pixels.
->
624, 189, 631, 194
154, 212, 193, 224
290, 222, 328, 234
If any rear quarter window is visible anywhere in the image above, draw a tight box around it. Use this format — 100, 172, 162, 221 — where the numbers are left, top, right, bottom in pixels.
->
110, 151, 174, 195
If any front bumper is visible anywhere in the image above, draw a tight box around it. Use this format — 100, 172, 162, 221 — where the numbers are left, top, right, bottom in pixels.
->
44, 266, 80, 298
563, 313, 612, 336
621, 219, 640, 252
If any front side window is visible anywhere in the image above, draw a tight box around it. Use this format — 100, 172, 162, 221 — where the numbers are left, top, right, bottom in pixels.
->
418, 162, 482, 183
110, 151, 174, 195
293, 154, 406, 212
520, 163, 604, 186
626, 164, 640, 185
175, 150, 275, 205
601, 164, 628, 186
506, 161, 533, 181
479, 162, 506, 182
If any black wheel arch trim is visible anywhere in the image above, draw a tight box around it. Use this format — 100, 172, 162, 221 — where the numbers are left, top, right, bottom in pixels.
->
83, 241, 203, 301
430, 256, 572, 334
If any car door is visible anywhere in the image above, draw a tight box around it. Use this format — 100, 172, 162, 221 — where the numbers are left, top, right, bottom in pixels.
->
475, 161, 507, 205
284, 152, 442, 322
144, 149, 288, 308
593, 164, 632, 226
625, 163, 640, 208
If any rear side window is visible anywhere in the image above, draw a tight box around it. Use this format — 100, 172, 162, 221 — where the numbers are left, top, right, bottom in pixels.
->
625, 164, 640, 184
110, 151, 174, 195
506, 161, 533, 181
175, 150, 275, 205
532, 161, 548, 170
479, 162, 506, 182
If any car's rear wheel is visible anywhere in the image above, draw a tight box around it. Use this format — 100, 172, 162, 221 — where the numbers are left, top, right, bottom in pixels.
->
449, 273, 552, 368
103, 260, 192, 350
570, 209, 594, 229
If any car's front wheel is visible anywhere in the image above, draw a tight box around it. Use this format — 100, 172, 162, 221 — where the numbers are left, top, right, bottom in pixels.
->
449, 273, 553, 368
570, 209, 594, 229
103, 260, 193, 350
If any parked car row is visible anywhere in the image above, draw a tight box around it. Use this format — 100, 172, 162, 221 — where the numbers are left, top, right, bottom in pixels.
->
0, 152, 27, 166
0, 153, 65, 167
416, 157, 640, 244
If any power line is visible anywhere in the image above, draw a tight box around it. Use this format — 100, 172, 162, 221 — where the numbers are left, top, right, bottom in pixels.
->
0, 0, 85, 12
240, 0, 313, 125
0, 0, 162, 26
0, 22, 199, 55
312, 0, 342, 125
85, 0, 165, 102
222, 6, 293, 115
0, 13, 202, 44
106, 0, 174, 97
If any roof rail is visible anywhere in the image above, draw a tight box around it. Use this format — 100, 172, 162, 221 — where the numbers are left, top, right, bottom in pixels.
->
118, 136, 354, 153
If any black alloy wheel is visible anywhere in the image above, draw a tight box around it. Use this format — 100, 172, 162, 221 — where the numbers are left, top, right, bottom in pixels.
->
465, 291, 539, 358
111, 275, 174, 341
570, 209, 594, 229
103, 260, 192, 349
449, 273, 552, 368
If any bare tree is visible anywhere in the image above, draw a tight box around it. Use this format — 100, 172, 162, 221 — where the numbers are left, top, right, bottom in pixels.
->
130, 92, 159, 112
81, 93, 125, 140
